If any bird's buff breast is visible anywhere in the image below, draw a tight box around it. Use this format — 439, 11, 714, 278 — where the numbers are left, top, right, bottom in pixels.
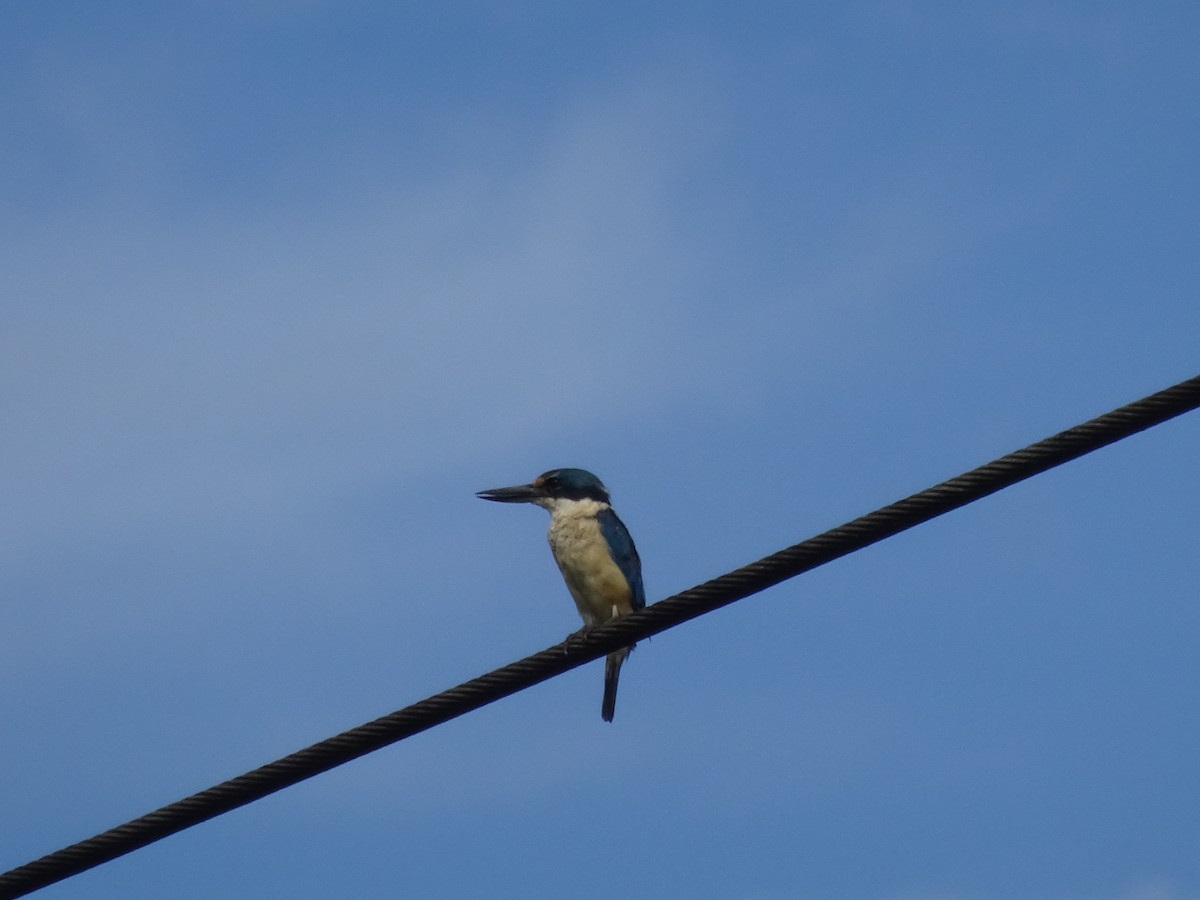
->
546, 508, 633, 628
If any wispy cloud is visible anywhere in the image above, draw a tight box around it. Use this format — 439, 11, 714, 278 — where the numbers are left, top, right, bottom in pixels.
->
0, 63, 726, 567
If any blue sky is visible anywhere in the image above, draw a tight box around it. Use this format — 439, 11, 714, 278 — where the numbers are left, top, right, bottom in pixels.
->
3, 3, 1199, 898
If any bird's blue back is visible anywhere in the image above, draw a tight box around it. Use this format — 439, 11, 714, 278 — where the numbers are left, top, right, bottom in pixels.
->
597, 507, 645, 610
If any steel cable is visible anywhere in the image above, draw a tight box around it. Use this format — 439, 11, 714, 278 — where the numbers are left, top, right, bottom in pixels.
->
3, 373, 1199, 898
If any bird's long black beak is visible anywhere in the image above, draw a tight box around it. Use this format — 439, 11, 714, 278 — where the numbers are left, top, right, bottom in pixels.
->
476, 482, 544, 503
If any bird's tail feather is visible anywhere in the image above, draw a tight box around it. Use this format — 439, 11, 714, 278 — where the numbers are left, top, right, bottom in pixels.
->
602, 647, 630, 723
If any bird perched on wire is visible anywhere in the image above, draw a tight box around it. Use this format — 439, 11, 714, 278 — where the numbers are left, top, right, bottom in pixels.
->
477, 468, 645, 722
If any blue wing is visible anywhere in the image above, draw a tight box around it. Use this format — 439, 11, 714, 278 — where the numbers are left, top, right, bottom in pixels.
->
598, 507, 645, 610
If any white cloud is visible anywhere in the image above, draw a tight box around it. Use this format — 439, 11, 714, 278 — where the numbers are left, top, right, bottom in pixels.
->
0, 63, 724, 566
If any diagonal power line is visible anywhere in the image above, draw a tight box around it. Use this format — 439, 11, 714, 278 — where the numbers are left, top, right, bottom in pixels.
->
3, 373, 1200, 899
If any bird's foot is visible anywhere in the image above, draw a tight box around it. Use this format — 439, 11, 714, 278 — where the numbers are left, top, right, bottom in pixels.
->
562, 624, 594, 655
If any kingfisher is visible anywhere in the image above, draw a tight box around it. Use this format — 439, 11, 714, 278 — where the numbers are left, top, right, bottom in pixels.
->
477, 468, 645, 722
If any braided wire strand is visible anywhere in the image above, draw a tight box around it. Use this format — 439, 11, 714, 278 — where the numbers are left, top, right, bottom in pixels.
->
3, 374, 1199, 898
